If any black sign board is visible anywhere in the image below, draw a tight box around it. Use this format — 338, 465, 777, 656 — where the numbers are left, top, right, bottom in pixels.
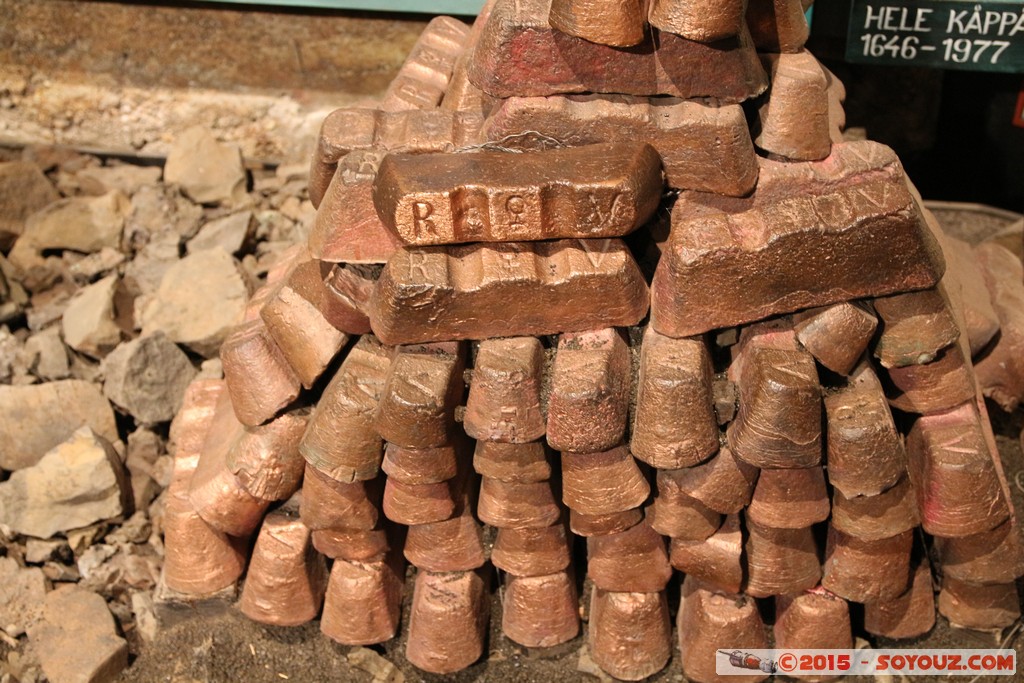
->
846, 0, 1024, 72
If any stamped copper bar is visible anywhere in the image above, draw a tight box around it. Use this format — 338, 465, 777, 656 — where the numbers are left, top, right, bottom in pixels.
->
746, 466, 830, 529
468, 0, 768, 101
946, 236, 999, 356
227, 410, 308, 503
561, 447, 650, 516
406, 569, 490, 674
548, 0, 647, 46
650, 142, 945, 338
678, 578, 768, 683
370, 238, 650, 345
570, 508, 643, 537
502, 570, 580, 648
220, 320, 301, 427
831, 476, 920, 541
382, 438, 462, 486
300, 335, 393, 483
648, 0, 745, 42
589, 589, 671, 681
383, 477, 457, 525
669, 514, 743, 594
405, 498, 487, 572
974, 242, 1024, 411
320, 550, 404, 645
477, 477, 561, 529
299, 464, 383, 532
491, 522, 571, 577
649, 474, 722, 541
464, 337, 545, 443
484, 95, 758, 195
547, 329, 631, 454
774, 589, 853, 680
744, 520, 820, 598
473, 440, 551, 482
884, 344, 976, 415
312, 527, 390, 563
380, 16, 469, 113
822, 526, 912, 602
661, 447, 758, 515
937, 577, 1021, 631
863, 560, 936, 639
747, 0, 809, 52
793, 302, 877, 376
588, 520, 672, 593
631, 327, 718, 469
754, 52, 831, 162
322, 264, 375, 335
873, 285, 960, 368
935, 518, 1024, 585
825, 383, 906, 498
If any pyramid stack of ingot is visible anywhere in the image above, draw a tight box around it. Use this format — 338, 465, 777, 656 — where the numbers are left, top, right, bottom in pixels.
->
163, 0, 1024, 679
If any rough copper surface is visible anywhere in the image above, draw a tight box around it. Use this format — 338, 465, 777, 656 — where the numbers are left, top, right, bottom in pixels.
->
863, 560, 936, 639
774, 590, 853, 680
463, 337, 545, 443
501, 570, 580, 648
570, 508, 643, 537
383, 477, 457, 525
974, 242, 1024, 411
884, 344, 975, 415
746, 466, 830, 529
473, 440, 551, 482
406, 569, 490, 674
873, 285, 960, 368
374, 341, 466, 449
382, 438, 462, 485
650, 142, 945, 337
468, 0, 768, 101
168, 378, 225, 473
220, 319, 300, 427
754, 51, 831, 162
825, 382, 906, 497
649, 475, 722, 541
678, 578, 768, 683
631, 327, 718, 468
320, 551, 404, 645
163, 482, 246, 595
405, 494, 486, 571
442, 4, 497, 116
380, 16, 469, 113
238, 511, 328, 626
831, 476, 920, 541
660, 447, 758, 515
322, 264, 375, 335
483, 95, 758, 195
648, 0, 745, 42
299, 464, 382, 532
227, 410, 308, 502
937, 578, 1021, 631
906, 402, 1009, 537
935, 518, 1024, 584
589, 589, 671, 681
822, 527, 912, 602
669, 514, 743, 594
793, 301, 877, 376
491, 522, 571, 576
561, 447, 650, 515
946, 236, 999, 356
747, 0, 809, 52
548, 0, 647, 46
312, 528, 389, 563
588, 520, 672, 592
477, 477, 561, 528
300, 335, 393, 483
744, 521, 820, 598
370, 238, 649, 345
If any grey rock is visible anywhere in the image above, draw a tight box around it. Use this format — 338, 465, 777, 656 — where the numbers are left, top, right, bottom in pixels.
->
76, 165, 162, 197
164, 127, 246, 206
61, 275, 122, 358
24, 326, 70, 380
0, 161, 60, 250
187, 211, 253, 255
66, 247, 126, 283
102, 333, 196, 423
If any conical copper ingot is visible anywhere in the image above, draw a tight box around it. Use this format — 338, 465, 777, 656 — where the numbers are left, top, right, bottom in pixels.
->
775, 589, 852, 681
935, 518, 1024, 585
793, 301, 877, 376
405, 498, 486, 572
550, 0, 647, 46
864, 560, 936, 639
220, 319, 301, 427
753, 51, 831, 162
502, 570, 580, 648
824, 383, 906, 497
570, 508, 643, 537
299, 464, 383, 531
320, 550, 405, 645
873, 285, 960, 368
631, 327, 719, 469
312, 528, 389, 563
300, 335, 393, 483
744, 520, 820, 598
884, 345, 975, 415
831, 476, 919, 541
477, 477, 561, 529
945, 235, 999, 357
730, 317, 799, 381
492, 521, 571, 577
822, 526, 912, 602
588, 589, 671, 681
661, 446, 758, 515
169, 378, 225, 473
547, 329, 631, 454
588, 519, 672, 592
727, 346, 822, 468
648, 0, 746, 43
562, 446, 650, 516
906, 402, 1009, 537
974, 242, 1024, 412
383, 477, 457, 525
937, 577, 1021, 631
381, 438, 463, 485
670, 514, 743, 594
650, 472, 722, 540
463, 336, 545, 442
746, 466, 829, 529
374, 341, 466, 448
677, 576, 768, 683
407, 569, 490, 674
473, 440, 551, 483
238, 509, 328, 626
162, 484, 247, 595
227, 409, 309, 502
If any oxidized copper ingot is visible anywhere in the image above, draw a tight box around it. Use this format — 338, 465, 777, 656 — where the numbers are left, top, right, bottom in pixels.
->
382, 477, 457, 525
660, 446, 758, 515
162, 484, 247, 595
502, 570, 580, 648
406, 569, 490, 674
477, 477, 561, 529
547, 329, 631, 454
884, 345, 975, 415
320, 551, 405, 645
548, 0, 647, 47
631, 327, 718, 469
824, 383, 906, 497
168, 378, 225, 471
370, 238, 649, 345
589, 589, 671, 681
322, 264, 374, 334
220, 320, 301, 427
945, 236, 998, 356
822, 526, 912, 602
937, 577, 1021, 631
312, 528, 389, 563
678, 577, 768, 683
729, 317, 798, 382
491, 521, 570, 577
648, 0, 746, 42
864, 560, 936, 639
746, 0, 809, 52
570, 508, 643, 537
744, 520, 820, 598
463, 336, 545, 443
374, 341, 466, 449
669, 514, 743, 594
831, 476, 920, 541
381, 436, 464, 485
299, 464, 382, 532
974, 242, 1024, 411
906, 402, 1009, 537
380, 16, 469, 113
775, 589, 852, 682
793, 301, 877, 376
238, 510, 328, 626
649, 474, 722, 540
587, 520, 672, 592
473, 440, 551, 482
935, 519, 1024, 585
754, 51, 831, 162
746, 466, 830, 529
405, 499, 486, 572
561, 446, 650, 516
727, 346, 822, 469
227, 409, 309, 502
873, 285, 960, 368
300, 335, 393, 482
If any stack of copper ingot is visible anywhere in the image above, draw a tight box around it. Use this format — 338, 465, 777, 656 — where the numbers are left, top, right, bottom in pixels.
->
161, 0, 1024, 679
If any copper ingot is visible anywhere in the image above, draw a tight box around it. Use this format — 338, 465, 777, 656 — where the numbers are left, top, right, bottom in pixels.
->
793, 301, 877, 375
754, 51, 832, 162
744, 520, 820, 598
238, 510, 328, 626
502, 570, 580, 648
588, 589, 671, 681
168, 378, 225, 472
747, 0, 809, 52
322, 263, 375, 334
382, 438, 461, 486
938, 577, 1021, 631
631, 327, 718, 469
549, 0, 647, 47
492, 521, 570, 577
463, 336, 545, 443
775, 589, 852, 681
945, 235, 999, 356
162, 484, 247, 596
570, 508, 643, 537
383, 477, 457, 525
650, 471, 722, 540
831, 476, 920, 541
884, 345, 975, 415
406, 569, 490, 674
729, 314, 799, 381
746, 466, 830, 529
442, 4, 495, 116
547, 329, 631, 454
477, 477, 561, 529
864, 560, 936, 639
299, 464, 382, 532
220, 319, 301, 427
227, 409, 309, 502
561, 446, 649, 516
824, 383, 906, 497
588, 520, 672, 592
660, 446, 758, 515
648, 0, 746, 42
873, 284, 960, 368
473, 440, 551, 483
380, 16, 469, 112
822, 526, 912, 602
678, 577, 768, 683
300, 335, 393, 483
670, 513, 743, 594
974, 242, 1024, 412
312, 527, 389, 563
405, 498, 486, 572
320, 551, 405, 645
935, 519, 1024, 585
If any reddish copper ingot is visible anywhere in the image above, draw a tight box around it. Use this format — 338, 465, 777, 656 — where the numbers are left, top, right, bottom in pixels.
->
548, 0, 647, 47
825, 383, 906, 497
320, 551, 405, 645
945, 236, 998, 356
380, 16, 469, 113
937, 577, 1021, 631
746, 0, 809, 52
974, 242, 1024, 411
168, 378, 225, 471
822, 526, 912, 602
775, 589, 852, 682
884, 345, 975, 415
369, 238, 649, 345
906, 402, 1009, 537
669, 514, 743, 594
744, 520, 820, 598
793, 301, 878, 376
746, 466, 830, 529
312, 527, 389, 563
588, 520, 672, 592
300, 335, 393, 482
477, 477, 561, 529
473, 440, 551, 482
825, 65, 847, 144
589, 589, 671, 681
321, 264, 375, 334
650, 473, 722, 540
162, 484, 247, 595
561, 446, 650, 516
831, 476, 920, 541
873, 284, 960, 368
935, 519, 1024, 585
502, 570, 580, 648
660, 446, 758, 515
220, 320, 301, 427
491, 522, 570, 577
463, 337, 545, 443
631, 327, 718, 469
382, 437, 463, 485
383, 477, 457, 525
754, 51, 831, 162
678, 577, 768, 683
299, 464, 382, 532
864, 560, 936, 639
406, 569, 490, 674
729, 317, 799, 382
648, 0, 745, 42
570, 508, 643, 537
227, 410, 309, 502
442, 4, 496, 116
405, 499, 486, 572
